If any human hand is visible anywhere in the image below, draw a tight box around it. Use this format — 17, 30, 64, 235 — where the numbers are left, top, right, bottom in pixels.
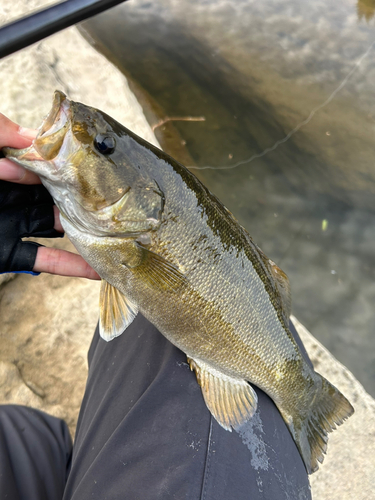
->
0, 113, 100, 280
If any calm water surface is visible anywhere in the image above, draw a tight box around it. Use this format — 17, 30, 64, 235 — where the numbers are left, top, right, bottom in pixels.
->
82, 0, 375, 395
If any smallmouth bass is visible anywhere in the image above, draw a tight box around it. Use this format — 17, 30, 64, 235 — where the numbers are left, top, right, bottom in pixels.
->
5, 91, 354, 473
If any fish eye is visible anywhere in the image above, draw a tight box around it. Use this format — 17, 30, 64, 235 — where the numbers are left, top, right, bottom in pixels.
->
94, 134, 116, 155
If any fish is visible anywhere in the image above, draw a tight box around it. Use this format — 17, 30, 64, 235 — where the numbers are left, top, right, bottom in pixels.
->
4, 90, 354, 473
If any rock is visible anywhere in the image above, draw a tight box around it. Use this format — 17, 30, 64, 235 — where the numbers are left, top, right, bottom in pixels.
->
0, 360, 43, 408
0, 259, 101, 433
0, 274, 16, 286
0, 5, 159, 147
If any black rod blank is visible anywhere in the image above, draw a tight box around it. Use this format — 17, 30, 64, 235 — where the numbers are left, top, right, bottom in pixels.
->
0, 0, 128, 59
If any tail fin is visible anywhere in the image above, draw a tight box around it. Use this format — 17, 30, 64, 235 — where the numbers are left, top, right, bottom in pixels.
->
280, 375, 354, 474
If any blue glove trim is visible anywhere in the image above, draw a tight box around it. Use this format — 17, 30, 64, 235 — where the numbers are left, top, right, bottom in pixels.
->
0, 270, 40, 276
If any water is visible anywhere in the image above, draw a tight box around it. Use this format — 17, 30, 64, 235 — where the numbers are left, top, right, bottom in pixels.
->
81, 0, 375, 395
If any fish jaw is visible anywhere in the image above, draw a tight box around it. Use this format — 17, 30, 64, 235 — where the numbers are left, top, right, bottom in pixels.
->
4, 91, 74, 180
5, 91, 165, 238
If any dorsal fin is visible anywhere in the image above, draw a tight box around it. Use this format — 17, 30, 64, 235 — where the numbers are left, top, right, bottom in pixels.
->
99, 280, 138, 341
187, 357, 258, 430
268, 259, 292, 318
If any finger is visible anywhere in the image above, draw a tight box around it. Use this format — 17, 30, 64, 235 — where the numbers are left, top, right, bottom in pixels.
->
0, 158, 42, 184
0, 113, 37, 149
34, 246, 101, 280
53, 205, 64, 233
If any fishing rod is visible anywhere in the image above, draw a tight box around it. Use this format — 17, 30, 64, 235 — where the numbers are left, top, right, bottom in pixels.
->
0, 0, 129, 59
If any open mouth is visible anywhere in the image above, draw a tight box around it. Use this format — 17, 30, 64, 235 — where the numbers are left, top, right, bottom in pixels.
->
33, 90, 71, 160
39, 90, 67, 137
4, 91, 71, 165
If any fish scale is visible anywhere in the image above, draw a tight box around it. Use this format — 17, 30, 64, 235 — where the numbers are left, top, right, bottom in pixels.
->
151, 172, 297, 375
4, 91, 354, 474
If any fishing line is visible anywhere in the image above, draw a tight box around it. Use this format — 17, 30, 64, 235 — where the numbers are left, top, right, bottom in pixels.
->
190, 40, 375, 171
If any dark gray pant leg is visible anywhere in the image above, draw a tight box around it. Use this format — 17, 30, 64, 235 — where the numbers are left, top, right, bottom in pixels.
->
64, 314, 311, 500
0, 405, 72, 500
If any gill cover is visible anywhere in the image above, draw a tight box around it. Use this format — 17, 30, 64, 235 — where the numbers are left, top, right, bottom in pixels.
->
5, 91, 165, 235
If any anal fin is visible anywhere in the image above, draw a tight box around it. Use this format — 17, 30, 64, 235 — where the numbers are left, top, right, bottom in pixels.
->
99, 280, 138, 341
188, 357, 258, 430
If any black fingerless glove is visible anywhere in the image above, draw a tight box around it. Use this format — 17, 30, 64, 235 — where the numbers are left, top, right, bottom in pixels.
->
0, 180, 63, 275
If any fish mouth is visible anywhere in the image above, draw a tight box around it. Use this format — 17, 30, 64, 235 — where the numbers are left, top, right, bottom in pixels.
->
38, 91, 69, 143
33, 90, 71, 161
4, 90, 71, 167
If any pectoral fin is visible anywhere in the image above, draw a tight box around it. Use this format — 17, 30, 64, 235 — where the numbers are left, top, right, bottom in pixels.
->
99, 280, 138, 341
188, 357, 258, 430
123, 241, 188, 292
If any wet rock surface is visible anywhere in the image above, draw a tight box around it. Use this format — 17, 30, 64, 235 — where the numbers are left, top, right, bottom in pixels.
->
0, 2, 374, 499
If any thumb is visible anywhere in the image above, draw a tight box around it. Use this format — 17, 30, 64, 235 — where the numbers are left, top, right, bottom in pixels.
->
0, 113, 36, 149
